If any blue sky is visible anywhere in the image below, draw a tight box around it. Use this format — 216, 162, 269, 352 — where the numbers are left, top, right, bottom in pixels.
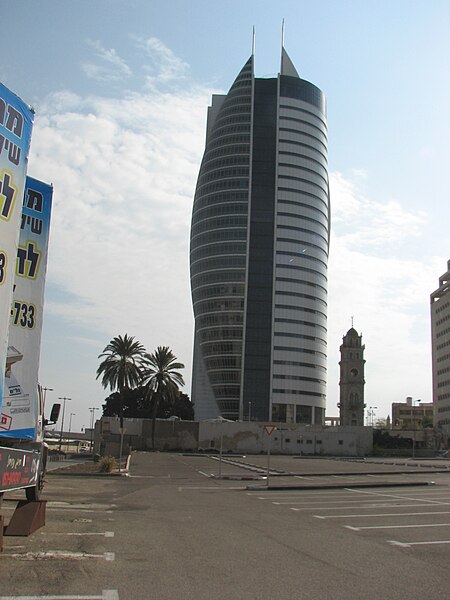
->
1, 0, 449, 431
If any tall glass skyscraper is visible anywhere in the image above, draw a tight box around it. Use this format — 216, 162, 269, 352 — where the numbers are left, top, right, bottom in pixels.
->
190, 47, 329, 423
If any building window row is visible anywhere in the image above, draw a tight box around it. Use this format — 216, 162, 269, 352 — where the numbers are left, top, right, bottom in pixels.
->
196, 313, 244, 328
204, 356, 241, 369
191, 229, 247, 247
191, 242, 247, 262
195, 178, 249, 196
277, 224, 328, 246
437, 379, 450, 388
279, 115, 328, 142
275, 289, 327, 308
213, 113, 252, 129
435, 301, 450, 314
276, 276, 327, 296
278, 173, 329, 196
193, 202, 248, 220
277, 219, 328, 238
272, 388, 326, 398
192, 214, 248, 233
436, 339, 450, 351
274, 318, 326, 332
279, 103, 328, 130
277, 199, 328, 222
438, 405, 450, 413
203, 144, 250, 163
197, 166, 249, 186
278, 161, 329, 187
277, 237, 328, 259
190, 255, 246, 276
207, 123, 251, 144
213, 103, 251, 119
193, 190, 248, 211
274, 304, 327, 319
273, 374, 326, 385
276, 263, 327, 283
279, 149, 327, 172
279, 127, 327, 154
436, 313, 450, 326
437, 352, 450, 363
437, 365, 450, 375
191, 270, 246, 288
274, 331, 326, 345
277, 194, 328, 216
276, 250, 327, 270
278, 138, 328, 163
200, 341, 243, 355
205, 133, 251, 154
277, 211, 328, 234
436, 326, 450, 338
274, 345, 327, 359
192, 283, 244, 300
278, 184, 329, 208
273, 359, 326, 372
438, 392, 450, 400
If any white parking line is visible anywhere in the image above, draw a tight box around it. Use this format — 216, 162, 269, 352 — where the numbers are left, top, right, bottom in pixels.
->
2, 551, 115, 561
0, 591, 119, 600
273, 497, 421, 506
41, 532, 115, 538
293, 502, 450, 512
345, 523, 450, 531
388, 539, 450, 548
314, 510, 450, 519
346, 488, 443, 505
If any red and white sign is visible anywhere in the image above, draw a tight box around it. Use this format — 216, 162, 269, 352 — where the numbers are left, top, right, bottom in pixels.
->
264, 425, 277, 436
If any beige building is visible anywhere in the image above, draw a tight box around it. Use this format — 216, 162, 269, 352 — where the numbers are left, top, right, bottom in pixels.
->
391, 397, 433, 429
431, 260, 450, 446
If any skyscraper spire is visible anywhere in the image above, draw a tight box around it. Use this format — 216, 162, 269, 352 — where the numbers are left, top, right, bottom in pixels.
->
252, 26, 255, 56
280, 46, 300, 78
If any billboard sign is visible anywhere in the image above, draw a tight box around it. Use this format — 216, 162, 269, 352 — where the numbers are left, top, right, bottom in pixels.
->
0, 83, 34, 415
1, 177, 52, 439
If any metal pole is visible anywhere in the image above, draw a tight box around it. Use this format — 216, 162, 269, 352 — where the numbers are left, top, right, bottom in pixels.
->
58, 397, 71, 454
266, 439, 271, 488
219, 429, 223, 478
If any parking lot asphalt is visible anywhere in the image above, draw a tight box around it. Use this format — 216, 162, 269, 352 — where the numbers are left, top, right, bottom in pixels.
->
1, 453, 450, 600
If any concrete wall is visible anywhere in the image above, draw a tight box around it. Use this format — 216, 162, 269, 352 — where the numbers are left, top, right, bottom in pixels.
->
198, 423, 372, 457
95, 417, 372, 457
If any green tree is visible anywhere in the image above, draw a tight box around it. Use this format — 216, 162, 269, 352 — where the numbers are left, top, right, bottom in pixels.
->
141, 346, 185, 449
96, 334, 145, 428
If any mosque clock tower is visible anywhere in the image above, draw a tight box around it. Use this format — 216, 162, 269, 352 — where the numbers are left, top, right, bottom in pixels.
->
339, 326, 366, 426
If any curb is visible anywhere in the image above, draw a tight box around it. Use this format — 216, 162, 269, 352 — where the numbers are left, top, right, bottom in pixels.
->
246, 480, 436, 491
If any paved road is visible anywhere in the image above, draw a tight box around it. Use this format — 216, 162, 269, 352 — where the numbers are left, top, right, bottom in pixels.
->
1, 453, 450, 600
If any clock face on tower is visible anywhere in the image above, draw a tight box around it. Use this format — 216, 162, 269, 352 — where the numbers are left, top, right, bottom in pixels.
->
350, 368, 359, 377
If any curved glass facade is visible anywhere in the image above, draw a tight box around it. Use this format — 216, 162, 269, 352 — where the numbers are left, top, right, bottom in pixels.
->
190, 57, 253, 420
190, 50, 329, 423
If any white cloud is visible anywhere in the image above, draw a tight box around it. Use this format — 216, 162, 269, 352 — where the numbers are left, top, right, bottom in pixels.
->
29, 80, 215, 394
132, 36, 190, 87
327, 172, 443, 418
82, 40, 132, 82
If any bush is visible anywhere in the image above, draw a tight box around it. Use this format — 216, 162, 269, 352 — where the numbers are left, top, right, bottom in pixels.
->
98, 456, 117, 473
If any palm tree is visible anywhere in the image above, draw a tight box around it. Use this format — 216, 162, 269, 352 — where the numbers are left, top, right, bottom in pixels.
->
96, 334, 145, 428
141, 346, 185, 449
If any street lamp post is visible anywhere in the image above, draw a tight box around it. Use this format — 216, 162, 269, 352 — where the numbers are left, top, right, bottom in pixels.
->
58, 397, 71, 454
411, 398, 422, 459
67, 412, 75, 451
367, 406, 378, 426
42, 386, 54, 412
89, 407, 99, 453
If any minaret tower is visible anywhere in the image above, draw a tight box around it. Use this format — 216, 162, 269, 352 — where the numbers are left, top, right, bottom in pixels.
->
339, 325, 366, 426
